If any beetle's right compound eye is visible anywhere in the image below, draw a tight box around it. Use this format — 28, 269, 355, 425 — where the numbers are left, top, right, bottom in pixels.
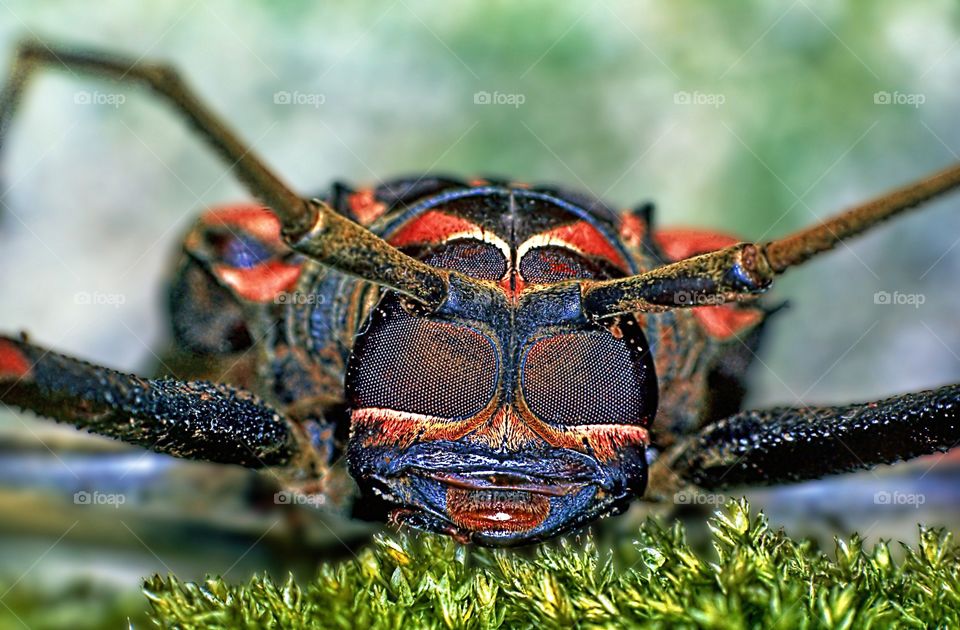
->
519, 316, 657, 427
346, 297, 499, 419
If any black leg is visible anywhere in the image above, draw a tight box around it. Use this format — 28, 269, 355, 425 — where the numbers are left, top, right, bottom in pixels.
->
657, 384, 960, 490
699, 311, 776, 427
0, 336, 294, 468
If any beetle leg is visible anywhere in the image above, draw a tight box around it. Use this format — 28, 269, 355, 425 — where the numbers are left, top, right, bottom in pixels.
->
583, 161, 960, 318
650, 383, 960, 494
0, 40, 455, 308
0, 335, 295, 468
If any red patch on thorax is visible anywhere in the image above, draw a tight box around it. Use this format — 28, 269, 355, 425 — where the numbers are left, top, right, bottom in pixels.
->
348, 189, 388, 226
213, 260, 302, 303
0, 340, 31, 379
540, 222, 629, 271
619, 213, 647, 250
692, 306, 764, 340
202, 205, 283, 244
654, 228, 739, 261
388, 210, 480, 248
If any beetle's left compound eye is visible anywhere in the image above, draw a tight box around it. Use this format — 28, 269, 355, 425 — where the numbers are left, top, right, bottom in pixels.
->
519, 316, 657, 427
347, 298, 498, 419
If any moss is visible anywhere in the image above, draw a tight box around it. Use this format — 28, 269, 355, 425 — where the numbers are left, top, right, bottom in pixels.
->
142, 499, 960, 629
0, 578, 150, 629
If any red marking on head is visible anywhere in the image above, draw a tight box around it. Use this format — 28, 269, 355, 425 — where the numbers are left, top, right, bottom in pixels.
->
516, 396, 651, 460
0, 340, 31, 379
446, 488, 549, 533
693, 305, 764, 340
468, 178, 489, 187
654, 229, 740, 261
466, 406, 542, 450
348, 189, 388, 226
352, 407, 488, 449
538, 222, 629, 271
619, 213, 647, 249
527, 423, 650, 461
388, 210, 480, 248
213, 260, 301, 303
202, 205, 282, 244
498, 274, 527, 298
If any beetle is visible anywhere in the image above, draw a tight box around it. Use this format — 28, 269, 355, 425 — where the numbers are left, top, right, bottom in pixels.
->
1, 41, 959, 546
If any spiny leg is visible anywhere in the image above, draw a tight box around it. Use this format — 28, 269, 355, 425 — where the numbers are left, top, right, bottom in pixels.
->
650, 384, 960, 493
0, 40, 450, 307
583, 161, 960, 317
0, 336, 294, 467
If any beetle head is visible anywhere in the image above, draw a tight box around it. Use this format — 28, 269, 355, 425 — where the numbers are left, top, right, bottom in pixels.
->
345, 274, 657, 545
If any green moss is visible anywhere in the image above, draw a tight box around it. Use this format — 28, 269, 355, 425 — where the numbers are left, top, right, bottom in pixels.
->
142, 499, 960, 628
0, 578, 150, 629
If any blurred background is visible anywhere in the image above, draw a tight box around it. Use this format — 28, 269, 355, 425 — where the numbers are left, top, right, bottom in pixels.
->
1, 0, 959, 626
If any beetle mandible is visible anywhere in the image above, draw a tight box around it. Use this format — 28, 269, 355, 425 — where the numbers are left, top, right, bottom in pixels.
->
1, 42, 959, 546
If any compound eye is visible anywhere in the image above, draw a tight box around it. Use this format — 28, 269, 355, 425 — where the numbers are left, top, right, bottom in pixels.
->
347, 297, 498, 419
421, 239, 507, 281
519, 246, 610, 282
520, 316, 657, 426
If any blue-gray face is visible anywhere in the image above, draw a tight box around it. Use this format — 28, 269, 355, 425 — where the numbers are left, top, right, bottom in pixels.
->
344, 186, 659, 543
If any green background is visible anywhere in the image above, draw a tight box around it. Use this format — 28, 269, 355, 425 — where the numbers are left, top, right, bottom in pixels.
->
0, 1, 959, 626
